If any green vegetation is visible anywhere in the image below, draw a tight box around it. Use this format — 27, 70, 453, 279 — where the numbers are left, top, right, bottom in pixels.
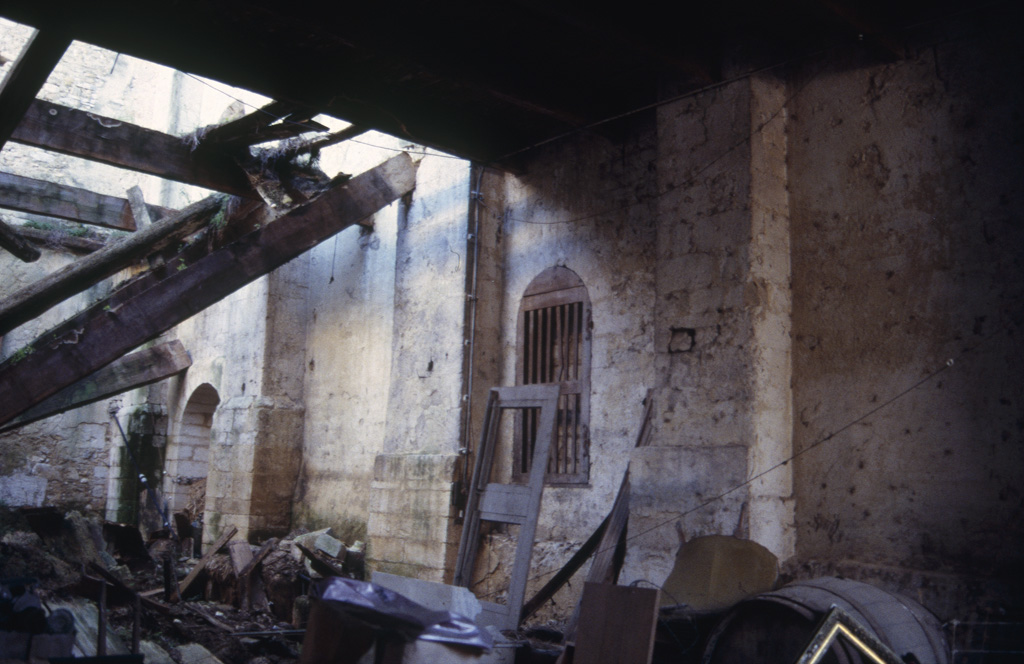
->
9, 344, 34, 364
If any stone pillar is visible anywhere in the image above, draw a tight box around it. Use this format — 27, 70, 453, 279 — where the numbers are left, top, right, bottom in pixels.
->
366, 157, 470, 580
629, 72, 794, 582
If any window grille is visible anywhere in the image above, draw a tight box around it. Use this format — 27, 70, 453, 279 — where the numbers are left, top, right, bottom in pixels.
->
515, 267, 591, 485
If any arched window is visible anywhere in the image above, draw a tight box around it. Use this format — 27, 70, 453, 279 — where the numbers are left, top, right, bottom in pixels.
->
515, 267, 591, 485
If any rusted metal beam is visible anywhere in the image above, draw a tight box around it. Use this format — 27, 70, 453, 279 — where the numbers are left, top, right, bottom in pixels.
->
0, 153, 417, 426
11, 99, 257, 197
0, 29, 71, 152
0, 340, 191, 433
0, 171, 172, 230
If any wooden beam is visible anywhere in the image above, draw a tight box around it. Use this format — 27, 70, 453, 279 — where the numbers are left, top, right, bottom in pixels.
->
0, 195, 223, 338
0, 171, 172, 230
0, 340, 191, 433
0, 215, 41, 262
11, 99, 257, 197
179, 525, 237, 598
0, 29, 71, 151
14, 224, 105, 253
0, 153, 417, 426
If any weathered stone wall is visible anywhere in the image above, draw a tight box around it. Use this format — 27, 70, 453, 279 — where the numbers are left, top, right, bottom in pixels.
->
366, 156, 472, 581
292, 139, 404, 544
462, 124, 660, 614
787, 11, 1024, 616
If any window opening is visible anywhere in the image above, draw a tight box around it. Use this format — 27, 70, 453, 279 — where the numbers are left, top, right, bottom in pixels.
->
515, 267, 591, 484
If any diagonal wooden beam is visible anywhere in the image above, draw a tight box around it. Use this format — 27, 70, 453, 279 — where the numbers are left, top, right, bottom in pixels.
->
0, 195, 223, 338
0, 153, 417, 426
0, 29, 71, 152
0, 171, 172, 230
11, 99, 257, 198
0, 340, 191, 433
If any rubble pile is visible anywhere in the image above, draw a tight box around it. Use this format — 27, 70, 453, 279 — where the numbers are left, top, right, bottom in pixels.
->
0, 506, 364, 664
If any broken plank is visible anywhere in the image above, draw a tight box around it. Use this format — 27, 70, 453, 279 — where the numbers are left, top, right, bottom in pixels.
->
0, 195, 222, 338
86, 563, 171, 615
0, 29, 71, 152
0, 215, 41, 262
0, 341, 191, 433
12, 99, 256, 197
0, 171, 171, 230
295, 542, 346, 578
179, 525, 237, 598
0, 153, 417, 427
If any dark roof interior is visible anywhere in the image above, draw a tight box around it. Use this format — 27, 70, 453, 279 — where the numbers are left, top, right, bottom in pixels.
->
0, 1, 978, 164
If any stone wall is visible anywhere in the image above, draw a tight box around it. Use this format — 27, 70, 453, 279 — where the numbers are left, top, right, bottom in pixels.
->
787, 10, 1024, 615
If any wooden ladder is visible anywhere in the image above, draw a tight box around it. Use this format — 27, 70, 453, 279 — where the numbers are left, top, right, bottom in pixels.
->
454, 384, 560, 631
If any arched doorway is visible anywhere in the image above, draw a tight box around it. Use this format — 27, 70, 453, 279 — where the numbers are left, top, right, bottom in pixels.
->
164, 384, 219, 522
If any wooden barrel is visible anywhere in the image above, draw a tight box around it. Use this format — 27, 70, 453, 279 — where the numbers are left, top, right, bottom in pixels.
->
701, 577, 948, 664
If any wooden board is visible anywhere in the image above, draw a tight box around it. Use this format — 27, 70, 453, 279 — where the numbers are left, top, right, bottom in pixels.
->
572, 583, 659, 664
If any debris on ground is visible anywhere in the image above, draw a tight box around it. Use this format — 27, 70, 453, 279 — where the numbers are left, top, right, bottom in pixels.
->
0, 505, 364, 664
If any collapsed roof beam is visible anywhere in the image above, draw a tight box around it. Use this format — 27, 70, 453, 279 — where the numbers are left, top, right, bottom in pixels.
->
0, 29, 71, 152
0, 340, 191, 433
0, 152, 417, 426
0, 171, 171, 231
11, 99, 257, 198
0, 195, 224, 338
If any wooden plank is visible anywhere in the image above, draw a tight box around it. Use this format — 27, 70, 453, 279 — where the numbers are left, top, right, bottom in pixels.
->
0, 215, 41, 262
573, 583, 659, 664
178, 525, 237, 597
0, 171, 171, 230
12, 99, 256, 197
295, 542, 346, 578
0, 195, 221, 338
0, 340, 191, 432
0, 29, 71, 151
0, 153, 417, 427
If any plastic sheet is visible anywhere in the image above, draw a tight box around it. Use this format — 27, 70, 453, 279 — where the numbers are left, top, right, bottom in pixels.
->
310, 577, 492, 650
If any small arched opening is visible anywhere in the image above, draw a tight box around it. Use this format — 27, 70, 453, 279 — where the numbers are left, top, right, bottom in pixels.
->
164, 384, 219, 531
